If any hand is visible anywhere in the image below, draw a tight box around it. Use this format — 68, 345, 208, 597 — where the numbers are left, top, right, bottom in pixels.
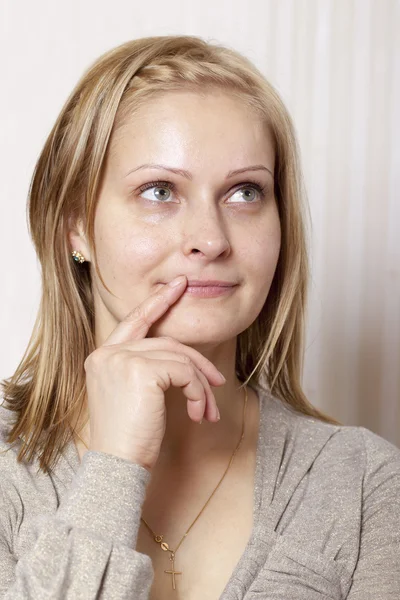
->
83, 275, 226, 471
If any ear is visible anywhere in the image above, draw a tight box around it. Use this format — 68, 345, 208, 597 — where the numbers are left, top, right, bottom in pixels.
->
68, 215, 91, 262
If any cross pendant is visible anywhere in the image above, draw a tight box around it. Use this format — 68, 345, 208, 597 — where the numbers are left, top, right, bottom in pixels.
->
164, 554, 182, 590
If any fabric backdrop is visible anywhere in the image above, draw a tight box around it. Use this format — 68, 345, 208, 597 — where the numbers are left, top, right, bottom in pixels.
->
0, 0, 398, 445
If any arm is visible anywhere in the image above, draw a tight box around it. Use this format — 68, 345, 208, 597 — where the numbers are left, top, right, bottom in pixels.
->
347, 428, 400, 599
0, 451, 154, 599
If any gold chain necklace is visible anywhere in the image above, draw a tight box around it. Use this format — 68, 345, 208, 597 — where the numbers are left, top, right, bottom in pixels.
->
73, 386, 248, 591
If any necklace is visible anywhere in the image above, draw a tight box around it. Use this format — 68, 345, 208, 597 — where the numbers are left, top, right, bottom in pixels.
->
73, 385, 248, 591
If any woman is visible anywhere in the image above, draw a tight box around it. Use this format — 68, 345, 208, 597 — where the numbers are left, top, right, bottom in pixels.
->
0, 35, 399, 599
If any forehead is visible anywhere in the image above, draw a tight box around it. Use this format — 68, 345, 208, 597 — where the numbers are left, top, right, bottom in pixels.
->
108, 91, 275, 176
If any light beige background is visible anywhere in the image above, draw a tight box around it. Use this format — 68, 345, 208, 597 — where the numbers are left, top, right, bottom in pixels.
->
0, 0, 399, 445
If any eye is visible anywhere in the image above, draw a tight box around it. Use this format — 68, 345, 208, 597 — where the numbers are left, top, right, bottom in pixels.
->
137, 180, 269, 204
226, 182, 268, 204
138, 180, 175, 203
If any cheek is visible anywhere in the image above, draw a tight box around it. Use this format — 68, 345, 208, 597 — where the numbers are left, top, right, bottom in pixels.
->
118, 229, 167, 279
95, 215, 167, 275
263, 229, 281, 272
241, 219, 281, 280
244, 227, 281, 323
123, 231, 164, 262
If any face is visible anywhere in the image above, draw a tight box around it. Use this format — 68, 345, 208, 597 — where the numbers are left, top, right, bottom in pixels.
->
70, 90, 281, 349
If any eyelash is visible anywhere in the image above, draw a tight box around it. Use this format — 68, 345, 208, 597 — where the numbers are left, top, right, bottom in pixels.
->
136, 179, 269, 203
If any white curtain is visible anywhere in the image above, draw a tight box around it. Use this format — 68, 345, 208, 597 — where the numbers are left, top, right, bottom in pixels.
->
276, 0, 400, 446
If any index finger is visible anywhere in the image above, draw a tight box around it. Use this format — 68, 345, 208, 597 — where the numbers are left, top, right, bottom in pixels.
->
102, 275, 187, 347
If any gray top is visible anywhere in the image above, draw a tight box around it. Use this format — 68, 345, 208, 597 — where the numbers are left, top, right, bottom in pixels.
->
0, 386, 399, 599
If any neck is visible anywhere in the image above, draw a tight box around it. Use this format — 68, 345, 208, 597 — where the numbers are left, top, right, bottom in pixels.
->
73, 379, 249, 465
72, 337, 252, 466
159, 376, 247, 465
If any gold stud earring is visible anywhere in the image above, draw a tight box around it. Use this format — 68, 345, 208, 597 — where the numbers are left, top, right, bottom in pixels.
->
71, 250, 86, 264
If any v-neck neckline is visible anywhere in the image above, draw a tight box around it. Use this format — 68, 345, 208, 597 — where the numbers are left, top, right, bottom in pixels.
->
61, 384, 273, 481
218, 388, 292, 597
57, 385, 290, 598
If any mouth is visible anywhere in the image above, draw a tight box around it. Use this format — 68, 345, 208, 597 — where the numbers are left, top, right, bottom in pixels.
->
183, 284, 237, 298
159, 280, 238, 298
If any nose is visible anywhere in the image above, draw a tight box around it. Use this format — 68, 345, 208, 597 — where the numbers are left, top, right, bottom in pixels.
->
181, 199, 231, 260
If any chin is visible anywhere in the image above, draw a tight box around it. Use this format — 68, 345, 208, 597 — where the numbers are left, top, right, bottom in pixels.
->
148, 320, 237, 346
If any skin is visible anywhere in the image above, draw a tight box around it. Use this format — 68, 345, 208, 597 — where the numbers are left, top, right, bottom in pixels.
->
68, 89, 281, 471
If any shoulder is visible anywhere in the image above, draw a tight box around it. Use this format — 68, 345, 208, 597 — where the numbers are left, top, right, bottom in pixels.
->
0, 398, 65, 544
0, 398, 26, 546
261, 390, 400, 537
0, 399, 32, 517
0, 399, 20, 468
267, 388, 398, 447
0, 398, 46, 501
0, 396, 24, 461
265, 390, 400, 490
300, 407, 400, 473
255, 393, 400, 595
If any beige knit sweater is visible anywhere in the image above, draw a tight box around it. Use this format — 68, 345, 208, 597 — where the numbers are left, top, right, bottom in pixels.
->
1, 387, 399, 599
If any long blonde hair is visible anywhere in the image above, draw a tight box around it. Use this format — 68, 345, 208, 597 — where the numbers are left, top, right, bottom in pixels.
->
1, 35, 339, 474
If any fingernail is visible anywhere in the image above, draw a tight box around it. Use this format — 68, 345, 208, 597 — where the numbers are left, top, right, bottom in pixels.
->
169, 276, 186, 288
199, 419, 203, 425
216, 410, 221, 421
218, 371, 226, 383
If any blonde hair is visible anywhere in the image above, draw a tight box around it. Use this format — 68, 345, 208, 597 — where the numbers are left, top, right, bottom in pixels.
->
1, 35, 339, 474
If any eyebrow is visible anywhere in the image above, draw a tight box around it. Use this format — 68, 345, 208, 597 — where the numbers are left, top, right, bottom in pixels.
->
123, 163, 274, 180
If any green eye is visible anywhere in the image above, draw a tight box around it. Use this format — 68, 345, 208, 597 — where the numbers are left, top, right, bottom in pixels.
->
138, 181, 174, 202
137, 180, 268, 203
227, 185, 262, 203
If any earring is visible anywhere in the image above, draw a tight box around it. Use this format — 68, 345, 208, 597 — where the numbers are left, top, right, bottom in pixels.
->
71, 250, 86, 264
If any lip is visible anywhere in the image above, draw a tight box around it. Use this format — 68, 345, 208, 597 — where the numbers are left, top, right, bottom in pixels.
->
159, 279, 237, 287
159, 280, 238, 298
185, 280, 236, 287
184, 285, 236, 298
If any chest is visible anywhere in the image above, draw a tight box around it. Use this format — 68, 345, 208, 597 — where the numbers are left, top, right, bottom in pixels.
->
135, 453, 256, 600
